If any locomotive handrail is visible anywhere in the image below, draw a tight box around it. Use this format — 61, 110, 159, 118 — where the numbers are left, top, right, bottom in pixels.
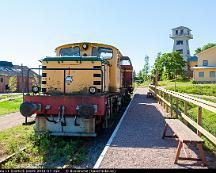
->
26, 67, 104, 94
149, 84, 216, 146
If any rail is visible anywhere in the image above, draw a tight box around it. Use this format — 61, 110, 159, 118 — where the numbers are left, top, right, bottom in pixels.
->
149, 84, 216, 146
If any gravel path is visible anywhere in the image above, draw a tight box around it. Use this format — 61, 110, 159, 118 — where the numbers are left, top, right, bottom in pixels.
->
0, 112, 35, 131
98, 88, 211, 169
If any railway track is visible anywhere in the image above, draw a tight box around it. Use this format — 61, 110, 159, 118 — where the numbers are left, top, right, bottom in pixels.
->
0, 147, 27, 168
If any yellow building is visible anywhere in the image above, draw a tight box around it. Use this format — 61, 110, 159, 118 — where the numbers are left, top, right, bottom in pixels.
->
192, 46, 216, 83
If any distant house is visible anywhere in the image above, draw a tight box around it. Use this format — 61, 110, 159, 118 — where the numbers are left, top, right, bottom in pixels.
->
192, 46, 216, 83
0, 61, 39, 93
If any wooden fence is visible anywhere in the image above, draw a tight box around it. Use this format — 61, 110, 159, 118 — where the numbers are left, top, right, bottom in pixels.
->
149, 85, 216, 146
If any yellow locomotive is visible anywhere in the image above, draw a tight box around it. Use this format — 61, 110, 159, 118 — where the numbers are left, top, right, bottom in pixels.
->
20, 42, 133, 136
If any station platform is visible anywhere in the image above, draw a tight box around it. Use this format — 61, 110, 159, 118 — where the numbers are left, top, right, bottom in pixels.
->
94, 88, 207, 169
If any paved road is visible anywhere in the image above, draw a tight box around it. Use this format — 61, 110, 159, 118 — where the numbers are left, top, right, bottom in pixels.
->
0, 112, 35, 132
97, 88, 215, 169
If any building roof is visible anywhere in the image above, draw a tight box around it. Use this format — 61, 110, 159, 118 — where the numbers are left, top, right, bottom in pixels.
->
0, 61, 13, 67
196, 45, 216, 56
192, 65, 216, 69
172, 26, 192, 31
188, 56, 198, 62
0, 61, 38, 77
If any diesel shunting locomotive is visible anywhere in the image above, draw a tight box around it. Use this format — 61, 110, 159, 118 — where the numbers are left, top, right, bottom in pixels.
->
20, 42, 133, 136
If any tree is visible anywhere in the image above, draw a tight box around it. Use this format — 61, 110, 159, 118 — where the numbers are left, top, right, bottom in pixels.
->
32, 74, 39, 86
195, 43, 216, 55
152, 52, 186, 80
8, 76, 17, 92
142, 56, 150, 81
132, 70, 137, 81
137, 70, 143, 81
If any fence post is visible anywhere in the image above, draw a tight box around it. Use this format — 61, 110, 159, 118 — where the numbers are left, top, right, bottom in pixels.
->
197, 106, 202, 137
166, 93, 169, 113
184, 101, 189, 125
163, 91, 165, 109
170, 95, 173, 117
176, 97, 179, 118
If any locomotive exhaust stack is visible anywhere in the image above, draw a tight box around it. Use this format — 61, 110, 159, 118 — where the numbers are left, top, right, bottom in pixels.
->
20, 102, 41, 117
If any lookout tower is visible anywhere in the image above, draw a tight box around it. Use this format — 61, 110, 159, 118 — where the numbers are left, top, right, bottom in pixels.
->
170, 26, 193, 61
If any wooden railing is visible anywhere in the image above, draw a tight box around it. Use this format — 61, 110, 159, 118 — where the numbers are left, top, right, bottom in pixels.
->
149, 84, 216, 146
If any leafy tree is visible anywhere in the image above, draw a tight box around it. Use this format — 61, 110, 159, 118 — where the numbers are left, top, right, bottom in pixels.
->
152, 52, 186, 80
32, 74, 39, 86
142, 56, 150, 81
8, 76, 17, 92
132, 70, 137, 81
195, 43, 216, 55
137, 70, 143, 81
194, 48, 202, 55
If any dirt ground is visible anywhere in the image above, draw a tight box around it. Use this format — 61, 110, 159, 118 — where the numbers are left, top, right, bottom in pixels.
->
0, 112, 35, 131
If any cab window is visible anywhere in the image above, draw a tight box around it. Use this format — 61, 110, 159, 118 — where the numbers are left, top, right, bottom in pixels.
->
92, 47, 113, 59
60, 47, 80, 56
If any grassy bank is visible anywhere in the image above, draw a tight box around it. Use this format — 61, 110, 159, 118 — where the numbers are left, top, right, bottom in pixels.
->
166, 84, 216, 96
0, 125, 87, 168
157, 80, 216, 156
0, 97, 23, 116
173, 99, 216, 156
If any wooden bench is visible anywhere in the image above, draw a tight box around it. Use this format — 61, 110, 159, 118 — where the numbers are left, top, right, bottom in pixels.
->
162, 119, 207, 166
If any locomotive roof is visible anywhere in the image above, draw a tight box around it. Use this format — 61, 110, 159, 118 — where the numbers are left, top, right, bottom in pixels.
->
55, 42, 120, 52
42, 56, 103, 62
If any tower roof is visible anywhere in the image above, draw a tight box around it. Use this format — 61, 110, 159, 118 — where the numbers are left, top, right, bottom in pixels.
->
172, 26, 192, 31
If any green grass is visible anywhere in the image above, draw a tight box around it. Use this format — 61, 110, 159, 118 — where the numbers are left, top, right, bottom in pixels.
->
0, 125, 34, 157
0, 125, 87, 168
165, 83, 216, 96
158, 79, 192, 87
0, 94, 22, 99
0, 97, 23, 116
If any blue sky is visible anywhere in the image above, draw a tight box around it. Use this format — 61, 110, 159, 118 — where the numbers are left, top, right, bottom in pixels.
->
0, 0, 216, 73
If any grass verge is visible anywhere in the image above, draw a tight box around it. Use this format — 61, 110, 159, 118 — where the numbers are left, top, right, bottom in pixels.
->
0, 125, 87, 168
0, 97, 23, 116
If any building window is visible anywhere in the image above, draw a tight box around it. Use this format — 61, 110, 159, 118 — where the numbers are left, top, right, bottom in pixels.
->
199, 72, 204, 78
210, 71, 215, 78
176, 49, 183, 54
176, 30, 178, 35
187, 50, 190, 55
176, 41, 183, 45
203, 60, 208, 66
0, 77, 3, 83
180, 30, 184, 35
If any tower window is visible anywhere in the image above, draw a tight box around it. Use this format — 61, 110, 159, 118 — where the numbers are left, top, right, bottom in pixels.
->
180, 30, 184, 35
187, 50, 190, 55
176, 41, 183, 45
203, 60, 208, 66
176, 30, 178, 35
176, 49, 183, 54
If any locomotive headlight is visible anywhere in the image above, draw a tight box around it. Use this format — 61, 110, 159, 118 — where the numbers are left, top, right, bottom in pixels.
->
32, 86, 40, 94
82, 43, 88, 50
89, 87, 96, 94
